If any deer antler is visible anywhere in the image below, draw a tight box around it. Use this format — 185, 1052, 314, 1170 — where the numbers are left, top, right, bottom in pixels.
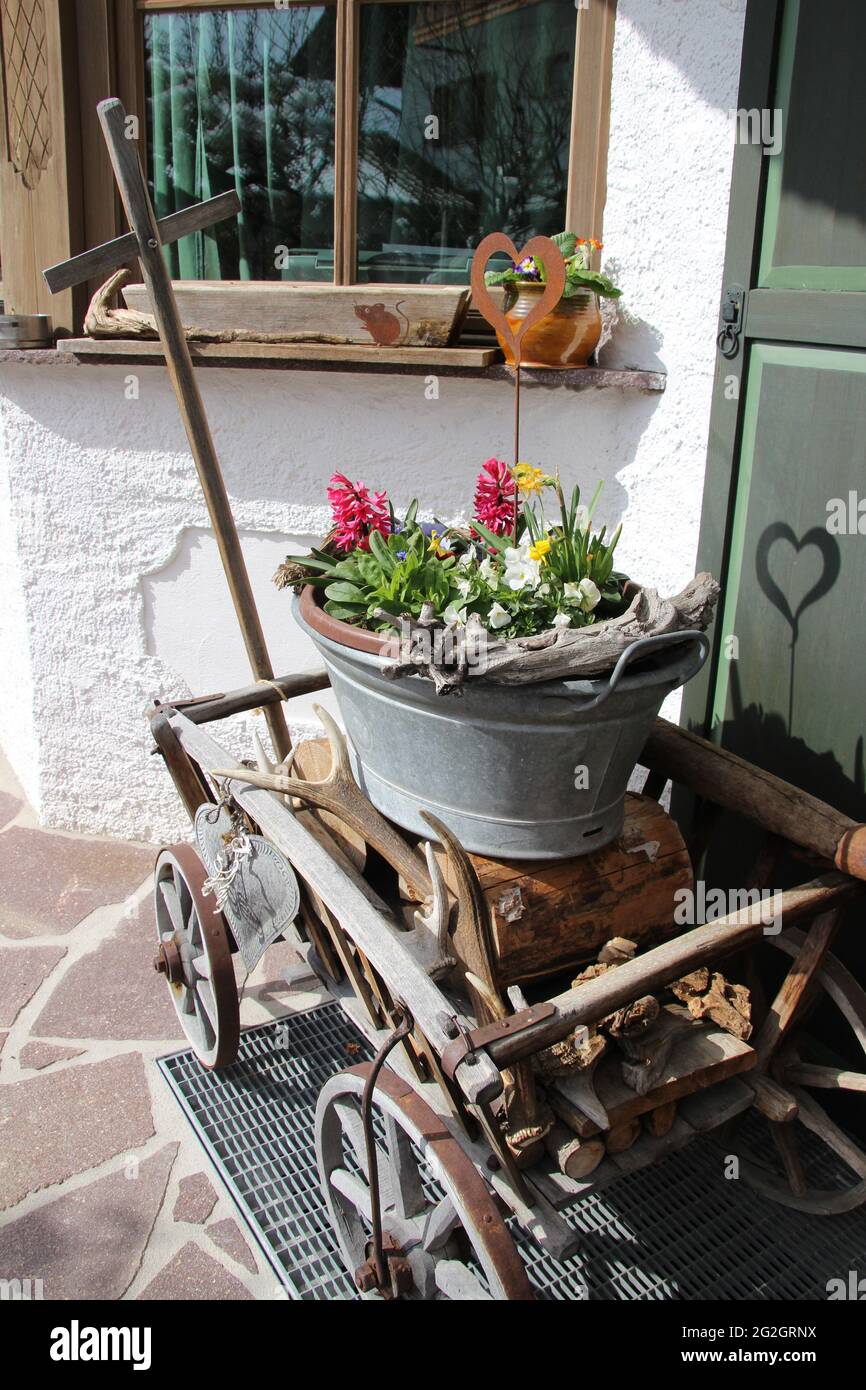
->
406, 841, 455, 979
213, 704, 431, 900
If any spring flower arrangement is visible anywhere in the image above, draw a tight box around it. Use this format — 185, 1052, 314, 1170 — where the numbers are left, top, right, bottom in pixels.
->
483, 231, 622, 301
277, 462, 627, 643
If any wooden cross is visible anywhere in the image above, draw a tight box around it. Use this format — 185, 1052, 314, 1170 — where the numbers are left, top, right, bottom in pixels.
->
42, 99, 291, 762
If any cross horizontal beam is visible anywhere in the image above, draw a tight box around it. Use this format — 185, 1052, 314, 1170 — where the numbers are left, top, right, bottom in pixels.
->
42, 190, 241, 295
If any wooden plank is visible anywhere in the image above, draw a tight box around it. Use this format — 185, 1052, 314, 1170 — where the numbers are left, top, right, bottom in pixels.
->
120, 279, 471, 346
64, 336, 499, 368
677, 1076, 755, 1132
334, 0, 359, 285
548, 1023, 756, 1137
565, 0, 617, 248
746, 287, 866, 350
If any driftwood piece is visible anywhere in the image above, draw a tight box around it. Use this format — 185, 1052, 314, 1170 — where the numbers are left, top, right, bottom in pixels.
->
671, 969, 752, 1041
605, 994, 661, 1041
598, 937, 639, 965
544, 1125, 605, 1180
618, 1006, 695, 1096
380, 574, 719, 688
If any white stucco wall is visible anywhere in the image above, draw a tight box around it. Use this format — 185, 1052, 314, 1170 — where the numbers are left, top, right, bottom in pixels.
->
0, 0, 746, 842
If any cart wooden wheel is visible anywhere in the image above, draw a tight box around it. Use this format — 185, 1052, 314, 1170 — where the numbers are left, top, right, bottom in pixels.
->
315, 1064, 534, 1301
153, 843, 240, 1069
735, 930, 866, 1215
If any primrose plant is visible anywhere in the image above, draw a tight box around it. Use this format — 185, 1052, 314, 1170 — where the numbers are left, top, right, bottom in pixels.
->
277, 462, 627, 643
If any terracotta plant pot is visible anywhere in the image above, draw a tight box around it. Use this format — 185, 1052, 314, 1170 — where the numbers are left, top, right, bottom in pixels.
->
497, 282, 602, 368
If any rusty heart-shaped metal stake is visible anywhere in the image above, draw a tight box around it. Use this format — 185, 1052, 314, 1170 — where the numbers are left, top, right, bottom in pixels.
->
471, 233, 567, 531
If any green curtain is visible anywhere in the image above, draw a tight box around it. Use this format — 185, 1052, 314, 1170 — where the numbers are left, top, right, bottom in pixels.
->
145, 8, 337, 281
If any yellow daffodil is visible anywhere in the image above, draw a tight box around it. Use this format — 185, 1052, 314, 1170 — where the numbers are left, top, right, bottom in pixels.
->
529, 536, 552, 563
513, 463, 546, 495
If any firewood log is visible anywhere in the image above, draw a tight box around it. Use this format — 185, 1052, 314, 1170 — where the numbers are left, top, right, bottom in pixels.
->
645, 1101, 677, 1138
545, 1124, 606, 1180
606, 1118, 641, 1154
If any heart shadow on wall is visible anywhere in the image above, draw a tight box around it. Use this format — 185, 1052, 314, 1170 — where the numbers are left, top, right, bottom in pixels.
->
754, 522, 841, 735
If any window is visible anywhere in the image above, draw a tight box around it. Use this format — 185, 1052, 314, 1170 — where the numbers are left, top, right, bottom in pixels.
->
0, 0, 615, 332
138, 0, 614, 287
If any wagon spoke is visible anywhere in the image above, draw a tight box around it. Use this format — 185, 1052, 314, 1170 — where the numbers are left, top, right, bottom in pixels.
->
334, 1099, 393, 1205
782, 1061, 866, 1092
331, 1167, 373, 1223
795, 1088, 866, 1179
158, 878, 185, 936
421, 1196, 461, 1253
196, 979, 219, 1032
384, 1114, 426, 1219
172, 865, 192, 924
434, 1260, 492, 1301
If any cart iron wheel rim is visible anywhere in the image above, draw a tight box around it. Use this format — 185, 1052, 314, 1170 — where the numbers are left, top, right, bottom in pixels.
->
315, 1063, 534, 1301
735, 931, 866, 1215
153, 842, 240, 1069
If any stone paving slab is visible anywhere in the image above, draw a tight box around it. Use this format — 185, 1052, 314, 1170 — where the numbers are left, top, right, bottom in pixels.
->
0, 790, 21, 830
138, 1241, 254, 1300
0, 827, 153, 938
0, 945, 66, 1027
18, 1042, 84, 1071
0, 1144, 178, 1300
206, 1218, 257, 1274
0, 1052, 155, 1210
173, 1172, 218, 1225
32, 893, 180, 1041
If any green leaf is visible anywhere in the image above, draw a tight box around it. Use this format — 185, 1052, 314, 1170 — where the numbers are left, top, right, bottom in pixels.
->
471, 518, 511, 554
368, 528, 395, 573
402, 498, 418, 529
323, 601, 367, 622
484, 270, 513, 287
563, 269, 622, 299
551, 231, 577, 258
324, 581, 367, 603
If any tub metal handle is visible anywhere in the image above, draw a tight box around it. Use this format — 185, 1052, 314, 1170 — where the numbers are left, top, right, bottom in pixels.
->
572, 630, 710, 713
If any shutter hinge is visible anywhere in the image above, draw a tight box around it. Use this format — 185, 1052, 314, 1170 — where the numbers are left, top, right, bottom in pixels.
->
717, 284, 746, 359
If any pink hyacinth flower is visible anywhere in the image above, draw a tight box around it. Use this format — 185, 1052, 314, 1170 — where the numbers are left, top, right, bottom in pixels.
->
327, 472, 391, 552
473, 457, 516, 537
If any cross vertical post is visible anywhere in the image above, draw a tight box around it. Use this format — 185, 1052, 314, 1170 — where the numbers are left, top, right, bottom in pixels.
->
95, 98, 291, 762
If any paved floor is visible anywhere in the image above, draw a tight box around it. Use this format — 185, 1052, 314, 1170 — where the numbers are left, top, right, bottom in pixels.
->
0, 751, 328, 1300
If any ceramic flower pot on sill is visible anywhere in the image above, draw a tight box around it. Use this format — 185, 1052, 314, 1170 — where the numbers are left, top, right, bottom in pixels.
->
294, 584, 709, 860
497, 282, 602, 369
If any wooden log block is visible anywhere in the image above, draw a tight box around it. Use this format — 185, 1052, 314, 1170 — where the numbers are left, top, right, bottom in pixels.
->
431, 794, 693, 985
645, 1101, 677, 1138
606, 1118, 641, 1154
544, 1124, 605, 1180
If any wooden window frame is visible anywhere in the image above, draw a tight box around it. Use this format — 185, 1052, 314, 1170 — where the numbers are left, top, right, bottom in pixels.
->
0, 0, 616, 326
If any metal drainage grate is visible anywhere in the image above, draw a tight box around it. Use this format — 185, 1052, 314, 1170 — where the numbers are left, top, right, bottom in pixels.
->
159, 1004, 866, 1301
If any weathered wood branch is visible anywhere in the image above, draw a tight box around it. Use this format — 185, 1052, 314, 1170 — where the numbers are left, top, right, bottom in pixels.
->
379, 574, 719, 688
642, 717, 866, 882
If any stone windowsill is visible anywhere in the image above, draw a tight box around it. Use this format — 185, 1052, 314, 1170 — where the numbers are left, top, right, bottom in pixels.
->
0, 341, 666, 393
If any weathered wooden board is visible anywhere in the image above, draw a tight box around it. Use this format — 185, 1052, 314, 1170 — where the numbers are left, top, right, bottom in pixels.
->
64, 337, 497, 369
431, 794, 693, 984
547, 1021, 756, 1138
122, 280, 471, 347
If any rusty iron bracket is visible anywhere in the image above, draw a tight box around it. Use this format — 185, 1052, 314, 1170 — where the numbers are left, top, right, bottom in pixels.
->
440, 1003, 556, 1081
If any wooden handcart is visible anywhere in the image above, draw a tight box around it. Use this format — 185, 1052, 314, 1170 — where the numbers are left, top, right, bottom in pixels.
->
46, 101, 866, 1301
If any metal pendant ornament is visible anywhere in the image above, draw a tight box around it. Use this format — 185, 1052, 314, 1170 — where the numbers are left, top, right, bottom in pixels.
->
195, 797, 300, 972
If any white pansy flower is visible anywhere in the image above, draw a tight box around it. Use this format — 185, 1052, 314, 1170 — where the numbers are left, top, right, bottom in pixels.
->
487, 602, 511, 630
538, 583, 550, 596
563, 581, 581, 603
503, 543, 541, 592
577, 577, 601, 612
442, 603, 468, 628
478, 555, 497, 584
458, 550, 474, 569
553, 612, 572, 629
456, 577, 472, 599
